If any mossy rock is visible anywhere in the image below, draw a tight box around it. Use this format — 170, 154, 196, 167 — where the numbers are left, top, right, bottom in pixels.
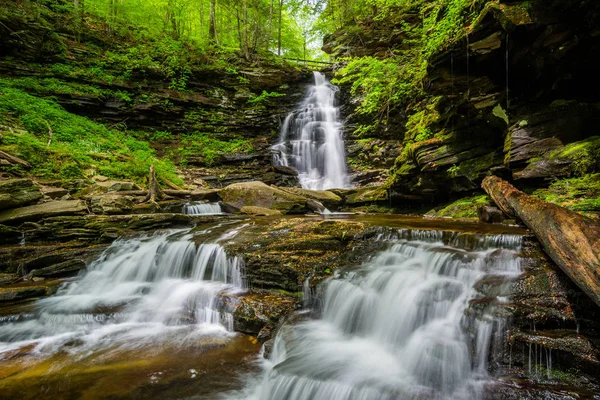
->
278, 187, 342, 209
239, 206, 282, 216
0, 200, 88, 225
219, 181, 309, 214
345, 186, 388, 205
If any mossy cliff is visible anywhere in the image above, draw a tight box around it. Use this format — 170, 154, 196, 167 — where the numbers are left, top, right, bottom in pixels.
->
325, 0, 600, 215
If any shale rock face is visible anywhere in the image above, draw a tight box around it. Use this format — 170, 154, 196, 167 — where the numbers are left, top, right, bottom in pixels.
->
326, 0, 600, 200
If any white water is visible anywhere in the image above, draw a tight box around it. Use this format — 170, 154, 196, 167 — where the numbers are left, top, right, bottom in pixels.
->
272, 71, 350, 190
0, 230, 244, 358
183, 202, 223, 215
241, 230, 522, 400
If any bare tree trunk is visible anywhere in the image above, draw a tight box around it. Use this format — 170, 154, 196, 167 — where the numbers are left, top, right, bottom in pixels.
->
482, 175, 600, 307
209, 0, 219, 45
277, 0, 283, 56
242, 0, 249, 59
267, 0, 273, 52
144, 165, 165, 207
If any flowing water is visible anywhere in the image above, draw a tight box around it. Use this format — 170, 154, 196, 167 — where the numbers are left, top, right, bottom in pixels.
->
238, 229, 522, 400
0, 228, 253, 399
183, 202, 223, 215
272, 71, 350, 190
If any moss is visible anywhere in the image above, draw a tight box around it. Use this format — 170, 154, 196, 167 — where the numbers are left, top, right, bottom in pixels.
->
547, 136, 600, 176
532, 174, 600, 214
426, 194, 490, 218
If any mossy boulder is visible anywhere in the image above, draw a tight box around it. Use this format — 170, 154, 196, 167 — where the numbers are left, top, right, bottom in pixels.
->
219, 181, 309, 214
278, 187, 342, 209
239, 206, 282, 216
90, 195, 136, 215
0, 179, 43, 211
346, 186, 388, 205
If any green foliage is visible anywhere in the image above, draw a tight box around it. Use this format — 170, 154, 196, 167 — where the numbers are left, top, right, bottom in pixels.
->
178, 133, 253, 167
247, 91, 286, 104
0, 87, 181, 186
331, 0, 485, 134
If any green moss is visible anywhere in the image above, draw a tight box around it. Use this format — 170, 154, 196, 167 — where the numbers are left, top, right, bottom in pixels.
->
426, 194, 490, 218
0, 87, 181, 186
532, 174, 600, 214
177, 133, 253, 167
548, 136, 600, 176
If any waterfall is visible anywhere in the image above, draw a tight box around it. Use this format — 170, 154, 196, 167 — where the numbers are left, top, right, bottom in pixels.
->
183, 202, 223, 215
0, 230, 244, 357
245, 230, 522, 400
272, 71, 350, 190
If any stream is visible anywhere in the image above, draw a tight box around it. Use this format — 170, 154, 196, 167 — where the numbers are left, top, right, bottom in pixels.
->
0, 216, 527, 400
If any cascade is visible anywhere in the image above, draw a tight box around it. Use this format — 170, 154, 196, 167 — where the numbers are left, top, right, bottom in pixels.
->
183, 201, 223, 215
0, 230, 244, 357
272, 71, 350, 190
243, 229, 522, 400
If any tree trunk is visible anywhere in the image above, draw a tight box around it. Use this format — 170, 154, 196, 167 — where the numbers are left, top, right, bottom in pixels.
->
209, 0, 219, 45
277, 0, 283, 56
242, 0, 249, 59
144, 165, 165, 207
482, 175, 600, 307
267, 0, 273, 52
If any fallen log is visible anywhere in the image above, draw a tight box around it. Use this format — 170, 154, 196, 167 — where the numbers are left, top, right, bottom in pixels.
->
482, 175, 600, 307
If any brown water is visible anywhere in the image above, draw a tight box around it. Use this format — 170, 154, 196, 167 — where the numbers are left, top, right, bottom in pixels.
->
0, 334, 260, 400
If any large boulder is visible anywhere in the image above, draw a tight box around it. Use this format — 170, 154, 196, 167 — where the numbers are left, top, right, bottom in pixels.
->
0, 200, 88, 225
0, 179, 43, 210
219, 181, 309, 214
278, 187, 342, 209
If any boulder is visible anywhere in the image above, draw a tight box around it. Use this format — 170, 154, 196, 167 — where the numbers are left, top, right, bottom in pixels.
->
0, 286, 48, 302
0, 200, 88, 225
278, 187, 342, 209
239, 206, 282, 216
477, 205, 506, 223
218, 181, 309, 214
0, 179, 42, 210
90, 195, 136, 215
346, 186, 388, 205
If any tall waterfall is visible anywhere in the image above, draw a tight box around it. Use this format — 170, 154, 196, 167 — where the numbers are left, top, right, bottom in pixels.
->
272, 71, 350, 190
245, 230, 522, 400
0, 230, 244, 357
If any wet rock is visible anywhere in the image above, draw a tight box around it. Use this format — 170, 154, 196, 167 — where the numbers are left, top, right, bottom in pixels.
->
0, 273, 20, 285
0, 179, 42, 210
0, 200, 88, 225
306, 199, 327, 213
231, 290, 298, 334
0, 224, 22, 244
478, 205, 507, 223
0, 286, 48, 302
219, 181, 309, 214
27, 259, 86, 279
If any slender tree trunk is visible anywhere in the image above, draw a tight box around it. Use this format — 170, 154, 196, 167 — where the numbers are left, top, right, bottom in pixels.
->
236, 9, 242, 49
242, 0, 249, 59
209, 0, 219, 45
277, 0, 283, 56
267, 0, 273, 52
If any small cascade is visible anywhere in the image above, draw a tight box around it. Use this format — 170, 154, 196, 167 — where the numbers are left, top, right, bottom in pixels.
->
246, 230, 522, 400
0, 230, 244, 357
272, 71, 350, 190
183, 202, 223, 215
